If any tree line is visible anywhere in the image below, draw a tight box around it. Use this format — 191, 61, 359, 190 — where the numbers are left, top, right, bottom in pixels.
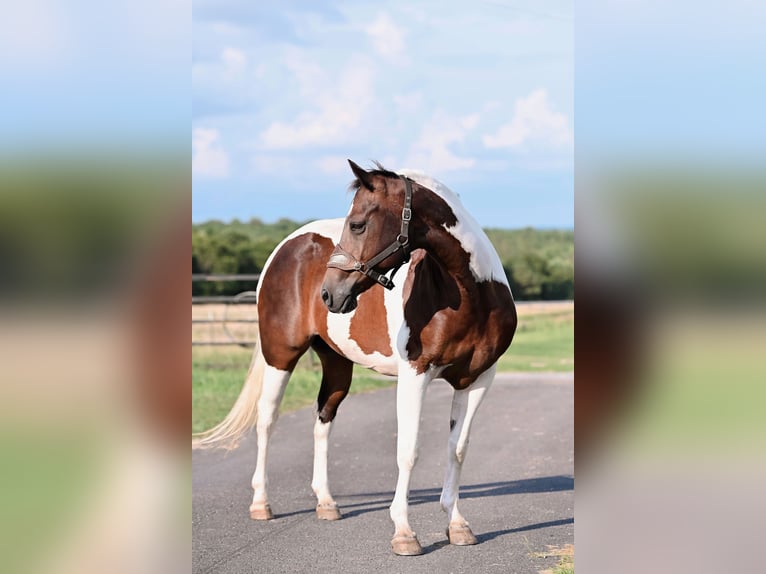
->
193, 218, 573, 300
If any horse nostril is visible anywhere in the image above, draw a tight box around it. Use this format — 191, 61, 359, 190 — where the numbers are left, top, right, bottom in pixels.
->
321, 288, 331, 305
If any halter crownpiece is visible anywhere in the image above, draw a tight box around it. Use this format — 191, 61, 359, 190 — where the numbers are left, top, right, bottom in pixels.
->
326, 175, 413, 290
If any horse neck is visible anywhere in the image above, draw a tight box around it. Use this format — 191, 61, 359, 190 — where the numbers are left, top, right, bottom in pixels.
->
406, 181, 500, 291
420, 220, 479, 290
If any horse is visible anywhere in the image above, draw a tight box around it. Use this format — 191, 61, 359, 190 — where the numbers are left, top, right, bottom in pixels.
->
193, 160, 517, 556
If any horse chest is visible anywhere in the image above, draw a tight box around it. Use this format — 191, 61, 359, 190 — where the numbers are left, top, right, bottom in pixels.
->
322, 284, 401, 376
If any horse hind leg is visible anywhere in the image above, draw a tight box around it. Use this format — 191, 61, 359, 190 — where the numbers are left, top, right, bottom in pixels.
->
249, 363, 293, 520
440, 365, 495, 545
311, 338, 353, 521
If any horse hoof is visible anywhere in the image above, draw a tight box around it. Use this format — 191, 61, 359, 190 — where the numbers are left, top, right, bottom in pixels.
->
391, 534, 423, 556
447, 523, 478, 546
249, 504, 274, 520
316, 503, 342, 521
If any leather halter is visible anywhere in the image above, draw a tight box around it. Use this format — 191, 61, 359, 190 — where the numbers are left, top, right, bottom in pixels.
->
326, 176, 413, 290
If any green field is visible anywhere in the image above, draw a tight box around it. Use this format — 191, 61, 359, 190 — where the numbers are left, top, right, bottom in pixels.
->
192, 350, 391, 434
192, 302, 573, 433
495, 304, 574, 372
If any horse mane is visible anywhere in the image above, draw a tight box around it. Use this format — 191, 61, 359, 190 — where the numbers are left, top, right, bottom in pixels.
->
349, 162, 462, 205
348, 161, 400, 192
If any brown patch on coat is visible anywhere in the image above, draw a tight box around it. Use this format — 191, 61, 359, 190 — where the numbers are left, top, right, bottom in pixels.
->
349, 285, 393, 356
258, 230, 394, 371
438, 279, 517, 389
257, 232, 334, 370
311, 336, 354, 423
403, 268, 516, 389
402, 250, 461, 360
400, 189, 518, 390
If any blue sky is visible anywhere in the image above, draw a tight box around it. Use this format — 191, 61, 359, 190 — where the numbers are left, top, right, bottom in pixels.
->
192, 0, 573, 228
0, 1, 189, 151
577, 0, 766, 167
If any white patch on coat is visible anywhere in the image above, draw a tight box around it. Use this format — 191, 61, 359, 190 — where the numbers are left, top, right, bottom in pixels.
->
256, 218, 345, 299
325, 258, 410, 377
397, 169, 508, 285
384, 260, 409, 359
396, 321, 411, 360
325, 304, 399, 376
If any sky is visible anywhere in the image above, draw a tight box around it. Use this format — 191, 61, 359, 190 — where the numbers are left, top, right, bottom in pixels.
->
192, 0, 573, 229
1, 1, 761, 227
577, 0, 766, 167
0, 0, 188, 151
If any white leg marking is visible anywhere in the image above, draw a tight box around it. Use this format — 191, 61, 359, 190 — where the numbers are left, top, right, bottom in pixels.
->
389, 364, 434, 539
250, 365, 291, 512
311, 418, 335, 506
440, 365, 496, 526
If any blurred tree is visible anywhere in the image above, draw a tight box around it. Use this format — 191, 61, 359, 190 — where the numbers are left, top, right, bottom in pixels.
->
192, 220, 574, 300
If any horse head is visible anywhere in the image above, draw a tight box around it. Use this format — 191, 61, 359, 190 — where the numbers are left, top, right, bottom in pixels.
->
321, 160, 415, 313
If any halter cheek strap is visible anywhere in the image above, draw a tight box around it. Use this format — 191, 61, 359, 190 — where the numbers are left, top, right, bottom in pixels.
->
326, 176, 413, 290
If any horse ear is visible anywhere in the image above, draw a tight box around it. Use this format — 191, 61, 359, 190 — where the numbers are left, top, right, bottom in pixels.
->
348, 159, 375, 191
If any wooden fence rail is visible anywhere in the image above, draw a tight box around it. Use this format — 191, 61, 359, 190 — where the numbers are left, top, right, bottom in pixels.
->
192, 277, 260, 347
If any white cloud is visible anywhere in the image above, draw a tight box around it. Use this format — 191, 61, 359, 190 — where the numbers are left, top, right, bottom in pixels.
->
193, 128, 230, 178
393, 91, 423, 113
314, 156, 350, 175
0, 2, 73, 71
221, 47, 247, 75
251, 154, 295, 174
404, 110, 480, 173
192, 46, 251, 96
483, 88, 572, 149
365, 12, 406, 61
259, 54, 375, 150
461, 113, 480, 130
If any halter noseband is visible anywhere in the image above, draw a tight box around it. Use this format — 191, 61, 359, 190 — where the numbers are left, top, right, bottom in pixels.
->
326, 175, 413, 290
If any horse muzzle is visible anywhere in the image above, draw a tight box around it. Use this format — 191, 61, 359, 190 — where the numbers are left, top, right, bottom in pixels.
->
320, 281, 359, 314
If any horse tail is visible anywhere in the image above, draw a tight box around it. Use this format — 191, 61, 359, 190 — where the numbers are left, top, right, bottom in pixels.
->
192, 318, 265, 450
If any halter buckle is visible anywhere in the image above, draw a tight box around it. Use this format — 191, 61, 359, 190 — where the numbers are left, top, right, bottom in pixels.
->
402, 207, 412, 221
377, 275, 393, 289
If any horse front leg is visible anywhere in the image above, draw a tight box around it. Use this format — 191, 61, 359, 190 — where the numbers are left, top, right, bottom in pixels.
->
312, 418, 341, 520
250, 364, 291, 520
389, 367, 431, 556
311, 344, 352, 521
440, 365, 495, 545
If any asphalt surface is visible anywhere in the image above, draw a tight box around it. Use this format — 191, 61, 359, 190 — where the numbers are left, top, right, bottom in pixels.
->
192, 372, 573, 573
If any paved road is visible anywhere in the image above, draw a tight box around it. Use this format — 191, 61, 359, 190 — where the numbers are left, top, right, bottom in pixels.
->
193, 373, 573, 573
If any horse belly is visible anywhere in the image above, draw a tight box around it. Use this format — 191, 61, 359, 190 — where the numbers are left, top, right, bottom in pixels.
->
330, 334, 399, 376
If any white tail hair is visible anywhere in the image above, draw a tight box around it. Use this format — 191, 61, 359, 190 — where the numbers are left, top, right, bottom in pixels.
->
192, 333, 265, 450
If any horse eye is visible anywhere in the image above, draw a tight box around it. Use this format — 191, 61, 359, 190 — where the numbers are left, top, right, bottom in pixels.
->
349, 221, 366, 234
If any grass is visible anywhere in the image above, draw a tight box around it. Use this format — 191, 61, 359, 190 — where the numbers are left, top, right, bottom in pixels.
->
192, 302, 573, 433
532, 544, 574, 574
495, 303, 574, 372
192, 348, 392, 434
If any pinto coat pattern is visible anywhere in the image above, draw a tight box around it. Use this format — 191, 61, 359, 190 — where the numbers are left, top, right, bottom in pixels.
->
194, 161, 517, 556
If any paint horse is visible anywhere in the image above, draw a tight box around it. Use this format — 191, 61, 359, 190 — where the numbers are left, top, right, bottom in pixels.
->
194, 161, 517, 555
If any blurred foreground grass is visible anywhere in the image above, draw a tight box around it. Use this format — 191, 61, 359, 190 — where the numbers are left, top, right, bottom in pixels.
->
192, 301, 573, 433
